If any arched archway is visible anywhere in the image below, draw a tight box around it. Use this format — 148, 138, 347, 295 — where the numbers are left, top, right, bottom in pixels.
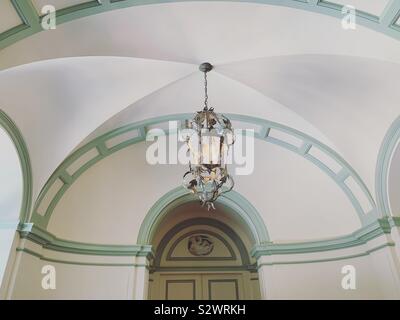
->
147, 201, 262, 300
137, 186, 270, 246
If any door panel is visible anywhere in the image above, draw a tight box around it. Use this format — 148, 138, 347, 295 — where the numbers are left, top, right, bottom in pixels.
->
159, 274, 202, 300
153, 273, 246, 300
202, 274, 244, 300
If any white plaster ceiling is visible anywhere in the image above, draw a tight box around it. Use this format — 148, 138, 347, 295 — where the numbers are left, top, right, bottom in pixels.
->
0, 57, 195, 199
0, 2, 399, 231
2, 3, 400, 70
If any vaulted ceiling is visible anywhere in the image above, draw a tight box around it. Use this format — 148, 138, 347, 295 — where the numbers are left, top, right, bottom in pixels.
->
0, 0, 399, 240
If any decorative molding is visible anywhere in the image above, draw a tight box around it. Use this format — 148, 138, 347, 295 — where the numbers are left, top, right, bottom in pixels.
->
150, 265, 258, 273
166, 230, 236, 261
16, 248, 149, 267
0, 0, 41, 49
376, 115, 400, 217
252, 217, 394, 259
1, 0, 400, 51
154, 218, 251, 267
187, 234, 215, 257
256, 242, 396, 266
31, 114, 376, 232
15, 215, 399, 267
17, 223, 154, 258
0, 109, 33, 224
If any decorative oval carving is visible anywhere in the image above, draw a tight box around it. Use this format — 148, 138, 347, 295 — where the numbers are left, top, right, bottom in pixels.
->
187, 234, 214, 256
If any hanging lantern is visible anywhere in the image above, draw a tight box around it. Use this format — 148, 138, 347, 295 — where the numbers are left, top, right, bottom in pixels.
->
183, 63, 235, 210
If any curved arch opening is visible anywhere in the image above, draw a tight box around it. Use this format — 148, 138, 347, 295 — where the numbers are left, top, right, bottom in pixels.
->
137, 186, 270, 247
147, 200, 262, 300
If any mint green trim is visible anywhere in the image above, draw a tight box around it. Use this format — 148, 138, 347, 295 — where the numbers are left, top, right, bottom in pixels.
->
389, 216, 400, 228
0, 0, 41, 48
1, 0, 400, 51
251, 217, 393, 258
16, 216, 398, 267
151, 266, 257, 273
137, 186, 270, 246
31, 114, 376, 230
18, 224, 153, 258
11, 0, 40, 27
376, 115, 400, 217
16, 248, 149, 267
18, 216, 396, 261
256, 243, 396, 266
0, 109, 33, 224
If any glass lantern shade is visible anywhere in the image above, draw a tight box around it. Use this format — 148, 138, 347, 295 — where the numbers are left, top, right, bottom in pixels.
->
183, 109, 235, 210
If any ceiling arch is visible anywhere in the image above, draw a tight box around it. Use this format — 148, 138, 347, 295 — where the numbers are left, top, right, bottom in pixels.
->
2, 1, 400, 71
31, 114, 377, 233
1, 0, 400, 54
0, 109, 32, 223
0, 3, 399, 201
0, 56, 196, 200
138, 187, 270, 246
376, 115, 400, 217
0, 0, 397, 240
388, 143, 400, 216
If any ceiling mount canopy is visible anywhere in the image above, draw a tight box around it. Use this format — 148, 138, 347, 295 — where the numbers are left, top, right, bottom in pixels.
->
199, 62, 213, 73
183, 62, 235, 210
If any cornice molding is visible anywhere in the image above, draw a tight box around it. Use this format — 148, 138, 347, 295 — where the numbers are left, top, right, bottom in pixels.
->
16, 216, 399, 266
251, 217, 396, 259
17, 224, 154, 258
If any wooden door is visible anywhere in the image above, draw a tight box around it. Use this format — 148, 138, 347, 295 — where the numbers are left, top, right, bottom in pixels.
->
153, 273, 245, 300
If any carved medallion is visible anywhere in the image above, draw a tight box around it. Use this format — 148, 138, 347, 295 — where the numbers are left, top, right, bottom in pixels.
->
188, 234, 214, 256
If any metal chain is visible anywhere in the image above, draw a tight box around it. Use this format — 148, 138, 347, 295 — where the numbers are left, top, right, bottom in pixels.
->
203, 71, 208, 110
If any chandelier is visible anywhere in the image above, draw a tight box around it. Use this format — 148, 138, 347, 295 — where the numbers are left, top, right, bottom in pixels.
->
183, 63, 235, 210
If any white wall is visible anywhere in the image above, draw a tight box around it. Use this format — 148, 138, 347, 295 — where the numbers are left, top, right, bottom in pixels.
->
259, 256, 382, 299
8, 248, 151, 300
8, 239, 399, 300
0, 224, 18, 287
